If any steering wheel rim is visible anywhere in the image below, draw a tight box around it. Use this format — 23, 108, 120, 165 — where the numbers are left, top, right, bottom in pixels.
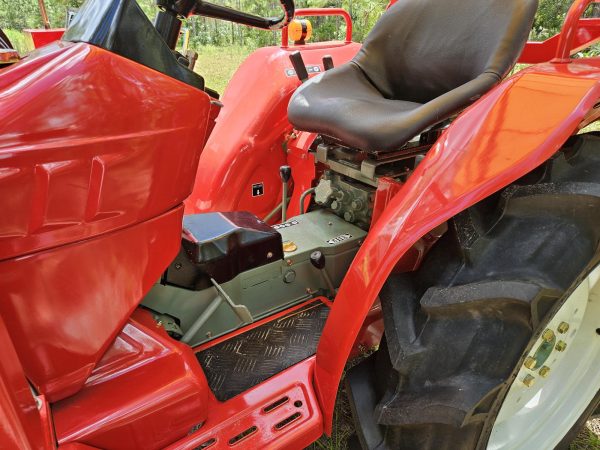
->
192, 0, 295, 30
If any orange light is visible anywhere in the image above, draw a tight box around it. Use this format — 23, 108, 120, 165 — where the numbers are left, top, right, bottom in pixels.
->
289, 19, 313, 45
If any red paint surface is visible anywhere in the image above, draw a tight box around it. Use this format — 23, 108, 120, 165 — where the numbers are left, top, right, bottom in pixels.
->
23, 29, 65, 49
165, 358, 322, 450
53, 309, 209, 450
0, 41, 211, 401
185, 41, 360, 221
0, 316, 50, 450
554, 0, 600, 62
314, 59, 600, 431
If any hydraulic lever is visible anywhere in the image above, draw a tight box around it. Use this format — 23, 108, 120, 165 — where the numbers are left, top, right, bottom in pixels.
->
280, 166, 292, 222
310, 251, 336, 297
289, 51, 309, 82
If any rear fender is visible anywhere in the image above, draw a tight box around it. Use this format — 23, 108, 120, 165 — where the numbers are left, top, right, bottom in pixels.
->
314, 60, 600, 432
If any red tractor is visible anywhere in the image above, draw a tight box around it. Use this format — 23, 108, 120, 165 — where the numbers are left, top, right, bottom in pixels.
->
0, 0, 599, 449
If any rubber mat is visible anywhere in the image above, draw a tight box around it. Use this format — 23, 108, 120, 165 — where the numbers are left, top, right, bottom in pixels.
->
196, 302, 330, 402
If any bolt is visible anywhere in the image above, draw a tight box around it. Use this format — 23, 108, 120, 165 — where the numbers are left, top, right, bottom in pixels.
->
334, 190, 346, 201
344, 211, 356, 223
524, 356, 537, 370
539, 366, 551, 378
328, 221, 333, 226
555, 340, 567, 352
267, 252, 274, 259
331, 201, 341, 211
351, 200, 364, 211
286, 259, 293, 266
522, 374, 536, 388
283, 270, 297, 284
175, 263, 183, 270
557, 322, 570, 334
542, 329, 555, 342
206, 331, 212, 338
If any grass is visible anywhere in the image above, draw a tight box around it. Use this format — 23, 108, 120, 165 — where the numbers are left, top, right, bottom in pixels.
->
195, 45, 253, 94
3, 29, 30, 55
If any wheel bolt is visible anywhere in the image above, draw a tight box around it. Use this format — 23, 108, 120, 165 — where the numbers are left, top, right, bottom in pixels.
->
542, 329, 555, 342
555, 340, 567, 352
524, 356, 537, 370
539, 366, 551, 378
557, 322, 570, 334
522, 374, 536, 387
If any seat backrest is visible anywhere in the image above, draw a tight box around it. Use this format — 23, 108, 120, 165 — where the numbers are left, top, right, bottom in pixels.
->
354, 0, 538, 104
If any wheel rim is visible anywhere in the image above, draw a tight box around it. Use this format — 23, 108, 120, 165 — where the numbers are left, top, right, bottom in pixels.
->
488, 265, 600, 449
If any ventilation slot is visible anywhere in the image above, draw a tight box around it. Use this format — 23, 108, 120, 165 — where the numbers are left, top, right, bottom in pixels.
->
263, 396, 289, 413
275, 412, 302, 430
228, 426, 258, 446
193, 438, 216, 450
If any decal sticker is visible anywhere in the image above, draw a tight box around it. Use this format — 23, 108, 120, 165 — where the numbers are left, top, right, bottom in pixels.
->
285, 65, 322, 77
327, 234, 353, 245
273, 220, 300, 230
252, 183, 264, 197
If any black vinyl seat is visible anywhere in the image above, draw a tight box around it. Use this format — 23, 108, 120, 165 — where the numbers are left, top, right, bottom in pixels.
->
288, 0, 538, 153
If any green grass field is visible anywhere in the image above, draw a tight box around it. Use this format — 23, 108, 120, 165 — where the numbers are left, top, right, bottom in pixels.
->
195, 45, 253, 94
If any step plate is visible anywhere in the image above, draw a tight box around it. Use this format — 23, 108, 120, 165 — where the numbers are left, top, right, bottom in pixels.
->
196, 302, 329, 401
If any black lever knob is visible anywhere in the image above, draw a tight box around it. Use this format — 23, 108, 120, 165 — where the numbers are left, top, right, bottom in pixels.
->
289, 51, 309, 83
323, 55, 334, 71
280, 165, 292, 183
310, 251, 326, 270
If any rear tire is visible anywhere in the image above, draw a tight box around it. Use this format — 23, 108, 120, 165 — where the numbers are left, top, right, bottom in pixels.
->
347, 133, 600, 449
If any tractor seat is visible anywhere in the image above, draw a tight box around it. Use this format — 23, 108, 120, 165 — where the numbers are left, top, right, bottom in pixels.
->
288, 0, 538, 153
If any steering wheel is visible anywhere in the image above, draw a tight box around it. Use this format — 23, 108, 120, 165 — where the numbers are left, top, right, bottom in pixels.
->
191, 0, 295, 30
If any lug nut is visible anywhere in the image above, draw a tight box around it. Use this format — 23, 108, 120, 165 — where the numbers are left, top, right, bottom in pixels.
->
524, 356, 537, 370
555, 340, 567, 352
542, 329, 555, 342
522, 374, 536, 388
539, 366, 551, 378
557, 322, 570, 334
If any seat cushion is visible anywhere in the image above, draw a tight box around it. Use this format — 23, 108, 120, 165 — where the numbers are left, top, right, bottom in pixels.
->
288, 63, 424, 152
288, 0, 538, 152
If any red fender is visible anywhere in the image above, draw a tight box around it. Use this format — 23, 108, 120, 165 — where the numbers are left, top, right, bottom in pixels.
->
185, 42, 360, 220
313, 59, 600, 431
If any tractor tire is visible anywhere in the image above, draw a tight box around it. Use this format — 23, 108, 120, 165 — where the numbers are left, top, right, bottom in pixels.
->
347, 133, 600, 449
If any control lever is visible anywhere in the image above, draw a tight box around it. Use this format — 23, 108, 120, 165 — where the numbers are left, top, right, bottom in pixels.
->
323, 55, 334, 71
289, 51, 309, 82
310, 251, 336, 297
280, 166, 292, 222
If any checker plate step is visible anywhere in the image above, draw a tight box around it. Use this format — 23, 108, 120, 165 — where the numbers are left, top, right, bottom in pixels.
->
196, 302, 329, 401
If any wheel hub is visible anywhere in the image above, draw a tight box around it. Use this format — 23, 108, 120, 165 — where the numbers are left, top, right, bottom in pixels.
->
487, 265, 600, 449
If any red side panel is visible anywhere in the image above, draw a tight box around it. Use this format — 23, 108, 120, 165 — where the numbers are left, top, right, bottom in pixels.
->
0, 206, 184, 402
53, 310, 209, 450
184, 42, 361, 220
0, 42, 210, 261
0, 316, 50, 450
0, 42, 211, 401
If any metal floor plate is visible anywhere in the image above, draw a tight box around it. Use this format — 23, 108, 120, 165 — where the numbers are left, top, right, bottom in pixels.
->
196, 302, 330, 402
